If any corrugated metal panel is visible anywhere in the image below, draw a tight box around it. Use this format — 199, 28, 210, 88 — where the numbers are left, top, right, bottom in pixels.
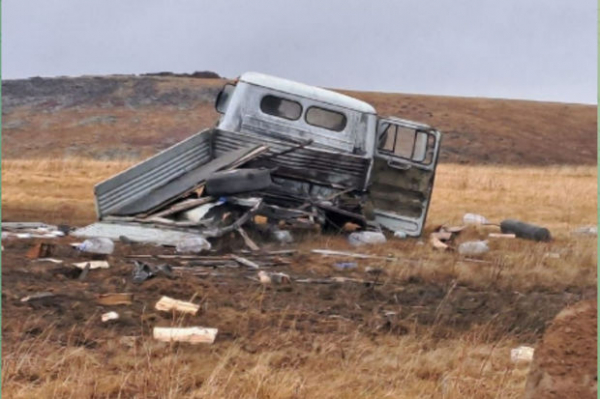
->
95, 129, 213, 218
213, 129, 370, 188
72, 222, 204, 246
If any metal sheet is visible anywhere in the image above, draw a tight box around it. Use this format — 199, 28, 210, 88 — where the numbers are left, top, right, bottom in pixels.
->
213, 129, 370, 189
94, 129, 213, 218
113, 145, 262, 216
72, 222, 203, 246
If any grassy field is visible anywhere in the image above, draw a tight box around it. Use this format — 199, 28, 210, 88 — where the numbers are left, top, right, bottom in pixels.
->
1, 160, 596, 398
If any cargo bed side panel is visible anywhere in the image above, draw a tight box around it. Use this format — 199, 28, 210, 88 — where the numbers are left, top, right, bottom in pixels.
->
94, 129, 213, 218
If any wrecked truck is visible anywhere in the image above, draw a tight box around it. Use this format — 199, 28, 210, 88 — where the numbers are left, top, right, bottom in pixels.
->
76, 72, 442, 245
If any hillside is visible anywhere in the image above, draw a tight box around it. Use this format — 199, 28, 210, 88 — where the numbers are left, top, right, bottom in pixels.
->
2, 75, 596, 165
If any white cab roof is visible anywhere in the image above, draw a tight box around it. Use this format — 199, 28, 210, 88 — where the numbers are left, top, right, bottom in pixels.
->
239, 72, 376, 114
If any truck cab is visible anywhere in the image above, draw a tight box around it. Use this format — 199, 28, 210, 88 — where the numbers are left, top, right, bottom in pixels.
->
215, 72, 442, 236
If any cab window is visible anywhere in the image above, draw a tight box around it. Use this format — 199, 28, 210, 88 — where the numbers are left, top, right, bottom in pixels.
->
260, 95, 302, 120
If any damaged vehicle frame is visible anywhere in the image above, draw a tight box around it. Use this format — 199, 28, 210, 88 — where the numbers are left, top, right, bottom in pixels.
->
89, 72, 442, 240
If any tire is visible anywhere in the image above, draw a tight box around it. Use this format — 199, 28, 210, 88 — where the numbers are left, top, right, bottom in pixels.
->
206, 168, 272, 196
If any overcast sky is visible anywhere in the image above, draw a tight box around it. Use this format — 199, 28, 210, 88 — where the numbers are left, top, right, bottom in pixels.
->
2, 0, 597, 104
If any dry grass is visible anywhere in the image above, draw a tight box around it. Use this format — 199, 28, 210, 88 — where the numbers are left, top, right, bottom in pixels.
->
1, 159, 597, 398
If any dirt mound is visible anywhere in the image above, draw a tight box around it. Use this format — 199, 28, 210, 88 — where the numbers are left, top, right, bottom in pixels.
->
524, 299, 597, 399
2, 75, 596, 164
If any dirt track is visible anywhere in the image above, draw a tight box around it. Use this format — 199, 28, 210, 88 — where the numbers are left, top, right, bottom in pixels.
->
2, 236, 593, 348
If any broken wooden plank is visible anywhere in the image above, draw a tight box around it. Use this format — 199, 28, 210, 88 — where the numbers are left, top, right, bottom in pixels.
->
73, 261, 110, 269
231, 255, 260, 269
430, 234, 450, 250
311, 249, 395, 261
488, 233, 516, 239
155, 296, 200, 315
153, 327, 218, 344
21, 292, 54, 302
150, 196, 214, 219
236, 227, 260, 251
97, 293, 133, 306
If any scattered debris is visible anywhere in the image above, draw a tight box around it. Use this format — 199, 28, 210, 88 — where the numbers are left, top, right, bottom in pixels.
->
258, 270, 272, 285
2, 222, 65, 239
132, 261, 156, 283
237, 227, 260, 250
26, 243, 55, 259
175, 236, 211, 254
97, 293, 133, 306
393, 231, 407, 239
78, 263, 91, 281
365, 266, 385, 275
35, 258, 64, 264
101, 311, 119, 322
333, 262, 358, 271
511, 345, 535, 363
463, 213, 490, 225
21, 292, 54, 302
488, 233, 516, 239
153, 326, 218, 344
73, 261, 110, 269
77, 237, 114, 254
155, 296, 200, 315
312, 249, 395, 261
544, 252, 561, 259
458, 240, 489, 256
500, 219, 551, 242
430, 233, 450, 251
572, 225, 597, 236
271, 228, 293, 244
348, 231, 387, 247
232, 255, 260, 269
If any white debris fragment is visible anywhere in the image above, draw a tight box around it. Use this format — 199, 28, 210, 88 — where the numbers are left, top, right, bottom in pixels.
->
458, 240, 489, 256
73, 261, 110, 269
101, 311, 119, 322
153, 326, 218, 344
155, 296, 200, 315
463, 213, 489, 225
394, 231, 408, 239
348, 231, 387, 247
511, 346, 535, 363
36, 258, 64, 264
572, 226, 597, 236
77, 238, 114, 255
176, 236, 211, 253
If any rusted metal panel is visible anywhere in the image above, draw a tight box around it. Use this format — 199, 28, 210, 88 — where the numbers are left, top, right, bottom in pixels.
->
94, 130, 213, 218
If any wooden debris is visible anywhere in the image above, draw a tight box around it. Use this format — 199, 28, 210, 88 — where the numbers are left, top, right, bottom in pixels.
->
258, 270, 272, 285
97, 293, 133, 306
430, 234, 450, 250
155, 296, 200, 315
488, 233, 516, 239
153, 326, 218, 344
311, 249, 395, 261
101, 311, 119, 322
236, 227, 260, 251
35, 258, 63, 264
26, 243, 55, 259
73, 261, 110, 269
231, 255, 260, 269
21, 292, 54, 302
